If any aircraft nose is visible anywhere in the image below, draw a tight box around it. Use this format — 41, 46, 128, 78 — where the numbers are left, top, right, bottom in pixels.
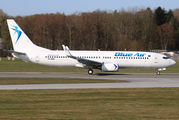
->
170, 59, 176, 66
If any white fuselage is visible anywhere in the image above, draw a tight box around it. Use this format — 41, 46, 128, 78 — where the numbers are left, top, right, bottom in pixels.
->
14, 50, 176, 69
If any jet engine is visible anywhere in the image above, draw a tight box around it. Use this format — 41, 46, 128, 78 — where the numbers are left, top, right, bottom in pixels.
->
101, 63, 119, 72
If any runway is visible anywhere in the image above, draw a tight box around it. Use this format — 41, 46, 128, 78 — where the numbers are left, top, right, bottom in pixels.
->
0, 72, 179, 90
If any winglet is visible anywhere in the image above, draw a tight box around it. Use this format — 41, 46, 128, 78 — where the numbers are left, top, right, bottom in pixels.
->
62, 45, 76, 59
62, 44, 65, 50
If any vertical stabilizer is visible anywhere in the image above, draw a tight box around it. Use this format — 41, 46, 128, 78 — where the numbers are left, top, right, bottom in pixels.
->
7, 19, 35, 52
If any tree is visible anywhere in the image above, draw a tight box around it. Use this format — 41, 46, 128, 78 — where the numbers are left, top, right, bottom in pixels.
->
156, 22, 175, 50
154, 7, 167, 26
0, 9, 12, 54
1, 6, 178, 52
135, 7, 156, 51
175, 29, 179, 50
166, 9, 174, 23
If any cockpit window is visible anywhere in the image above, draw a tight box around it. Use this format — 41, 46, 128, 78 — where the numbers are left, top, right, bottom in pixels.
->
163, 57, 169, 59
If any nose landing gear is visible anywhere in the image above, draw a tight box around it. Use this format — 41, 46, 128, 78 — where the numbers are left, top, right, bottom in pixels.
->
156, 68, 166, 75
156, 71, 160, 75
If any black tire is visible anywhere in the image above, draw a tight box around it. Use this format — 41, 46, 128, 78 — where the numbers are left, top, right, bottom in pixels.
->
156, 71, 160, 75
88, 69, 93, 75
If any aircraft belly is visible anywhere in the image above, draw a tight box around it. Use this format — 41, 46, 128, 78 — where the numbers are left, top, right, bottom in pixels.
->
15, 54, 32, 62
117, 59, 150, 68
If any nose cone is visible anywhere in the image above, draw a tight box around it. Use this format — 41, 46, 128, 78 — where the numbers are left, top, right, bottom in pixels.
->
170, 59, 176, 66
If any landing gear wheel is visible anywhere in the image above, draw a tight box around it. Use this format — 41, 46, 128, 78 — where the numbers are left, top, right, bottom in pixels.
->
156, 71, 160, 75
88, 69, 93, 75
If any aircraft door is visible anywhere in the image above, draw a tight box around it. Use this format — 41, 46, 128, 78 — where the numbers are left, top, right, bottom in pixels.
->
154, 55, 158, 63
36, 53, 40, 63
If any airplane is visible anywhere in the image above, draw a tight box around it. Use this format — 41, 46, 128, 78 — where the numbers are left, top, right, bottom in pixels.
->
6, 19, 176, 75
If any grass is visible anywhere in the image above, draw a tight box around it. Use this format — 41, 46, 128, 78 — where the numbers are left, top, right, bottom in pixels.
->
1, 88, 179, 119
0, 58, 179, 119
0, 78, 121, 85
0, 57, 179, 73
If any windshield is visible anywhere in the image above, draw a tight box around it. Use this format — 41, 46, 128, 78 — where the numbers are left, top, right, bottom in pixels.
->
163, 56, 170, 59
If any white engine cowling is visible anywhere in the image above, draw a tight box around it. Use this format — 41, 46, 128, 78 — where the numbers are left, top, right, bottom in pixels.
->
101, 63, 119, 72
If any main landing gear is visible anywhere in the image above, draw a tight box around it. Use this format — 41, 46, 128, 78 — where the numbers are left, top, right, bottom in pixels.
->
88, 69, 93, 75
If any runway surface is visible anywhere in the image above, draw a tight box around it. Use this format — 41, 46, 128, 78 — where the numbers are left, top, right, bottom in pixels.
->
0, 72, 179, 90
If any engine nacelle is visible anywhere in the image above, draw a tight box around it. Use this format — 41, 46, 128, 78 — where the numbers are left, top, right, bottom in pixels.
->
101, 63, 119, 72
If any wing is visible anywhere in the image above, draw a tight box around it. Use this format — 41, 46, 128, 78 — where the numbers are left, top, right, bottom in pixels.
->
62, 45, 102, 68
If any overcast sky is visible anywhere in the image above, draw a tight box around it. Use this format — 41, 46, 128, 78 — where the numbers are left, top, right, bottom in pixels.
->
1, 0, 179, 16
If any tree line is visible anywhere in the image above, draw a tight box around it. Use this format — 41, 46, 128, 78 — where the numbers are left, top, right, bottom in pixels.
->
0, 7, 179, 57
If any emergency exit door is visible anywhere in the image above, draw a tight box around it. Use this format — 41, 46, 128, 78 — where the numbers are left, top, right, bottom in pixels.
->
36, 53, 40, 63
154, 55, 158, 63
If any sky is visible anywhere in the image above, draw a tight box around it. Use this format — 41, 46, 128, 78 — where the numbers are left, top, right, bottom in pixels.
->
1, 0, 179, 16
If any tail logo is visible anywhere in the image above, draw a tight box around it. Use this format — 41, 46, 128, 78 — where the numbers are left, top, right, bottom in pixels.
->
11, 25, 22, 44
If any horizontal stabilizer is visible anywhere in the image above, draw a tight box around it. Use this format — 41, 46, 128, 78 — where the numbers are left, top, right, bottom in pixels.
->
4, 49, 26, 55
